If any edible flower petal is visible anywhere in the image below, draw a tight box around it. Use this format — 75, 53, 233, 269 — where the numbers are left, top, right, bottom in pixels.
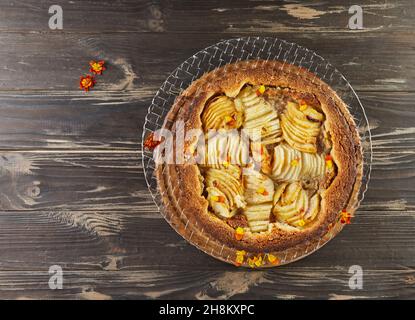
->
89, 60, 106, 75
267, 254, 279, 265
340, 209, 353, 224
143, 132, 162, 150
79, 75, 95, 92
256, 85, 266, 96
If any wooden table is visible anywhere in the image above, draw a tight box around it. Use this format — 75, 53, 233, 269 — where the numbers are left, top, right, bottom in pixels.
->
0, 0, 414, 299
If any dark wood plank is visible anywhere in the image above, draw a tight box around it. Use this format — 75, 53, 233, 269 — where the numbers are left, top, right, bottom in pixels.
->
0, 208, 414, 270
0, 91, 413, 151
0, 146, 413, 213
0, 208, 413, 299
0, 92, 144, 151
0, 32, 413, 92
0, 263, 413, 299
0, 0, 413, 33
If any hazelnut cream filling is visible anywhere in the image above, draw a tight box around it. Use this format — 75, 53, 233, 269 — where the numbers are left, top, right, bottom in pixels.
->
198, 84, 337, 233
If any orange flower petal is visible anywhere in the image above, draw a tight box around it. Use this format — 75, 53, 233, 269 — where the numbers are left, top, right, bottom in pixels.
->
326, 160, 333, 170
247, 257, 256, 268
325, 154, 333, 161
255, 85, 266, 96
234, 250, 246, 266
339, 210, 353, 224
254, 255, 263, 267
291, 158, 299, 167
234, 227, 244, 240
267, 254, 279, 265
235, 234, 243, 241
79, 75, 96, 92
217, 196, 226, 203
257, 187, 265, 194
143, 132, 162, 150
89, 60, 106, 75
236, 250, 246, 256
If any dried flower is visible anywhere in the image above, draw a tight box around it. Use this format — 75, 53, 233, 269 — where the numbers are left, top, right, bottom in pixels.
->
290, 158, 300, 167
143, 132, 162, 150
325, 154, 333, 171
267, 253, 279, 265
89, 60, 106, 75
248, 255, 264, 268
256, 187, 269, 196
340, 209, 353, 224
297, 219, 306, 227
224, 115, 236, 127
256, 85, 266, 96
234, 250, 246, 266
79, 75, 96, 92
234, 227, 244, 241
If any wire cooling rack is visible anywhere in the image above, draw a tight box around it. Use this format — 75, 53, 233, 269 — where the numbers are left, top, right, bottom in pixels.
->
141, 37, 372, 267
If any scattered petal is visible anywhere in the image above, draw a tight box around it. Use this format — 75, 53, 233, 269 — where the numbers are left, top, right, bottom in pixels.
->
256, 85, 266, 96
89, 60, 106, 75
234, 227, 244, 241
79, 75, 95, 92
267, 254, 279, 265
143, 132, 162, 150
234, 250, 246, 266
340, 209, 353, 224
290, 158, 299, 167
254, 255, 263, 267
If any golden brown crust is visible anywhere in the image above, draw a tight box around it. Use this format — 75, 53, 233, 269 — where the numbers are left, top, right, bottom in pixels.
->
156, 60, 363, 255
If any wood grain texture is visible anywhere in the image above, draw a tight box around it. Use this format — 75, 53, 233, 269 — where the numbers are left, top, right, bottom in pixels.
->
0, 0, 414, 300
0, 0, 414, 33
0, 32, 414, 91
0, 267, 414, 300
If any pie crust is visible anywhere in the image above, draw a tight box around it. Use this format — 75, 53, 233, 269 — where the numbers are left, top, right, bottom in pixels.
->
154, 60, 363, 265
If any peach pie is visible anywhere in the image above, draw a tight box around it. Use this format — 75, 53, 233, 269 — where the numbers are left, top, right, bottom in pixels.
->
155, 60, 363, 266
